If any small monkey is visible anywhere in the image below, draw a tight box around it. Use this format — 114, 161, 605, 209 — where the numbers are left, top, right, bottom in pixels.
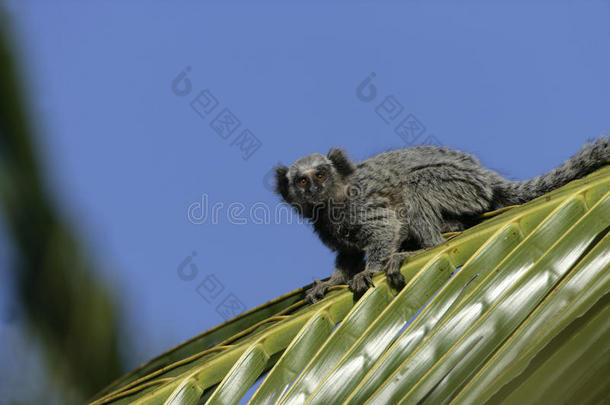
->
274, 138, 609, 302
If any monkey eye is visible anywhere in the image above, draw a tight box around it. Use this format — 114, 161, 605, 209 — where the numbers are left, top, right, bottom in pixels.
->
316, 172, 326, 181
298, 177, 308, 187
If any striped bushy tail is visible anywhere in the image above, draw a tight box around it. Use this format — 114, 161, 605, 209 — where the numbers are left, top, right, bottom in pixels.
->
494, 136, 609, 206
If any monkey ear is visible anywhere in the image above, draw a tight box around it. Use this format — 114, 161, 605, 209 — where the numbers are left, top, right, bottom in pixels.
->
274, 165, 291, 201
327, 148, 356, 178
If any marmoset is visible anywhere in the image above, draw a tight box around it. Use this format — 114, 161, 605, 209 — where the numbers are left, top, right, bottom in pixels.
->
274, 137, 609, 302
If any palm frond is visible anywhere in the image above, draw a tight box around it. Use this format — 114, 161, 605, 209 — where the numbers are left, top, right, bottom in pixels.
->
92, 166, 610, 405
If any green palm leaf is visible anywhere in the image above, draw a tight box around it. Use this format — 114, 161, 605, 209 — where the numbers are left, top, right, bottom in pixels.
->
91, 166, 610, 405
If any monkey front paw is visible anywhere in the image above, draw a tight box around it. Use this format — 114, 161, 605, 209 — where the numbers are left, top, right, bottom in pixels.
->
382, 254, 407, 291
349, 271, 375, 301
305, 279, 328, 303
387, 271, 406, 291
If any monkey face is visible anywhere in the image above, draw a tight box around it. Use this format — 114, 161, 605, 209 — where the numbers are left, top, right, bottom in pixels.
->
274, 149, 356, 214
289, 155, 337, 205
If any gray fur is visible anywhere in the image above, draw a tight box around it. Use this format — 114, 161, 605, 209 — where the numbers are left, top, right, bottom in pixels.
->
274, 137, 609, 302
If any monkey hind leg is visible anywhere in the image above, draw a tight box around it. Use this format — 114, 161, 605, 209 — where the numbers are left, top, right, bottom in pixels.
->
440, 218, 465, 233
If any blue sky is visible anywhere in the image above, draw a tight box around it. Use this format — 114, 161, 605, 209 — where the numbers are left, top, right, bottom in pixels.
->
1, 0, 609, 388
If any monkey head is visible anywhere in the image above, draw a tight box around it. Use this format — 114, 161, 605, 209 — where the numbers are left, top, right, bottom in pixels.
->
274, 148, 356, 217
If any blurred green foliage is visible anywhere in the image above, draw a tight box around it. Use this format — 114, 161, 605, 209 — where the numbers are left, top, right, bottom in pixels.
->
0, 10, 124, 403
